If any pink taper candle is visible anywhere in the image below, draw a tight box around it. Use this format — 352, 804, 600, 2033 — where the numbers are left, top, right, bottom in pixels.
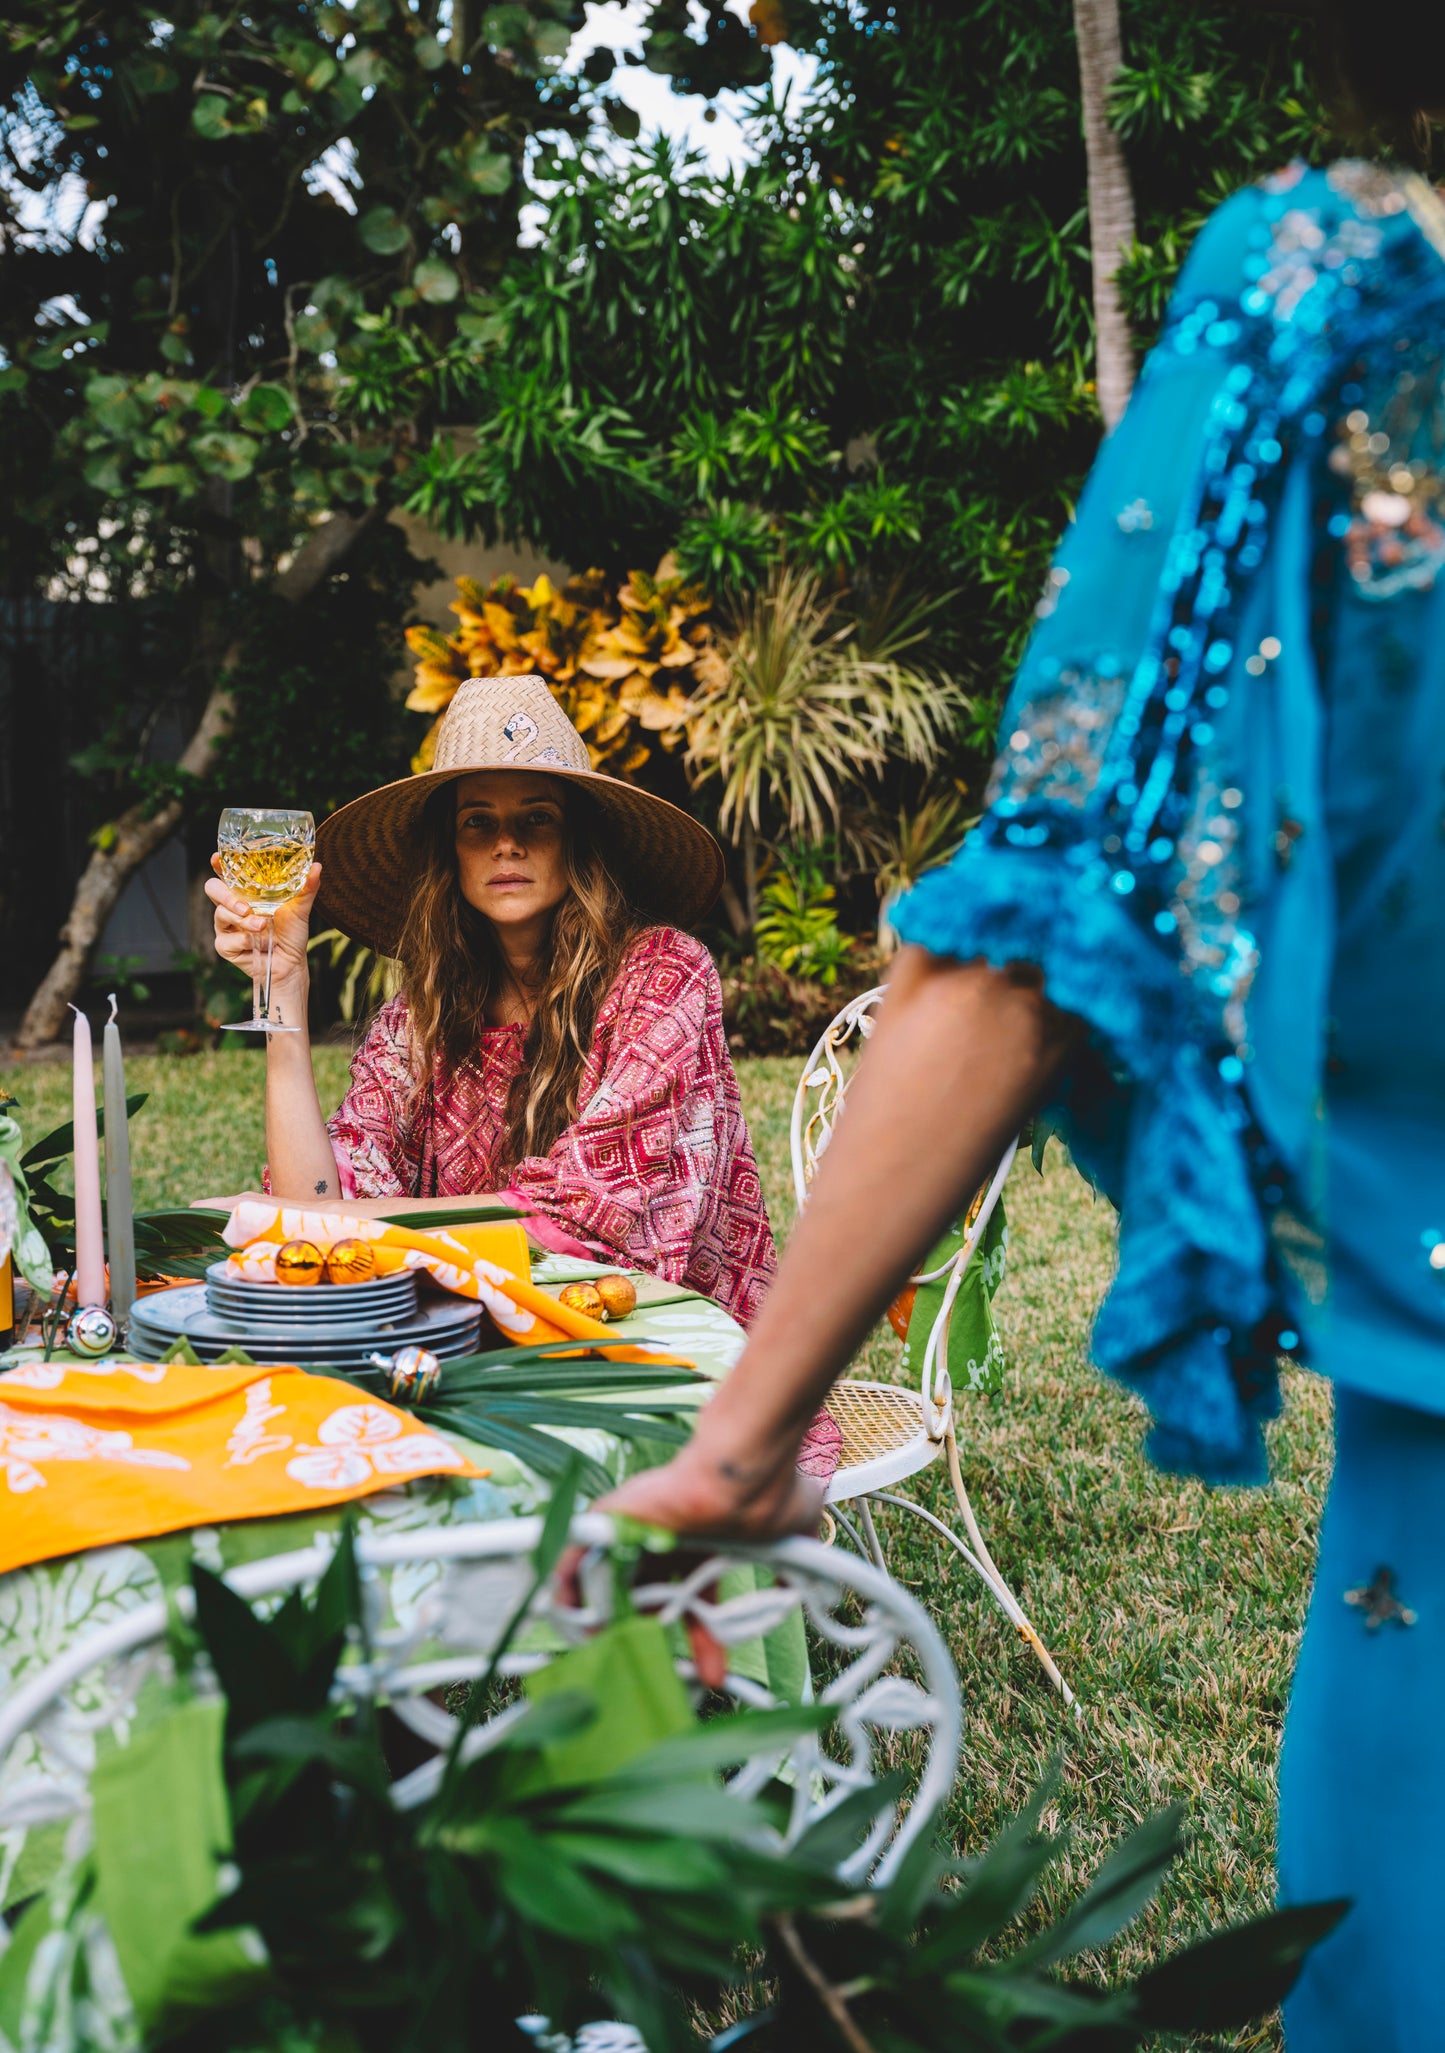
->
69, 1004, 106, 1307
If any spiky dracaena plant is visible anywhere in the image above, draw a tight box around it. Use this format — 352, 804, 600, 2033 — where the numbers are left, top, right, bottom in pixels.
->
685, 568, 967, 919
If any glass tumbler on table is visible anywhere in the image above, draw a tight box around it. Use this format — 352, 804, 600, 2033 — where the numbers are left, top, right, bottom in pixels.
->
216, 807, 316, 1033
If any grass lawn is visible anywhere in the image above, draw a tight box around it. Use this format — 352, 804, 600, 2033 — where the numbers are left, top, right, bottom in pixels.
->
2, 1045, 1329, 2043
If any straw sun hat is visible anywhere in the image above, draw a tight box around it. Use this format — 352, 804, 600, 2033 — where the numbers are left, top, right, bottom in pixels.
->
315, 673, 725, 957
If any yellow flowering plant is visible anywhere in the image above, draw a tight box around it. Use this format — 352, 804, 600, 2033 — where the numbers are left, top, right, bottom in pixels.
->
405, 559, 725, 777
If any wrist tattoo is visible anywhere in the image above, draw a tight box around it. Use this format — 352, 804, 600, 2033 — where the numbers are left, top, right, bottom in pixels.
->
717, 1457, 770, 1486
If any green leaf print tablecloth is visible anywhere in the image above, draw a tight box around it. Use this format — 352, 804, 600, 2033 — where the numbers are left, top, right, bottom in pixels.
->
0, 1256, 751, 1911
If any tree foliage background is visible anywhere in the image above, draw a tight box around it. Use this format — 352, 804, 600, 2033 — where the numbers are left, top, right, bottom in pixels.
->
0, 0, 625, 1031
0, 0, 1359, 1032
476, 0, 1332, 750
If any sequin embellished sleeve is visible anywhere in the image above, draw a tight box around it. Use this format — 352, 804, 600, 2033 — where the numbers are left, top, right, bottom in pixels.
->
501, 928, 778, 1325
893, 162, 1445, 1484
323, 996, 423, 1200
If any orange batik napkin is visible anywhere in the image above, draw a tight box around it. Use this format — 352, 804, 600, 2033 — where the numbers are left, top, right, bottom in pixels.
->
0, 1355, 487, 1576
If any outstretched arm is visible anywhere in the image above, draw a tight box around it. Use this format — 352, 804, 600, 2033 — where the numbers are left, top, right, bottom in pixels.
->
597, 944, 1081, 1541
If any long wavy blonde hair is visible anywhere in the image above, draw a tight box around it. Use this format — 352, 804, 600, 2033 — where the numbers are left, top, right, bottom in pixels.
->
394, 782, 645, 1169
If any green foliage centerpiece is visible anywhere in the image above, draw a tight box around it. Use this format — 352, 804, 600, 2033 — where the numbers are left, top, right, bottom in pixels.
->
0, 1481, 1344, 2052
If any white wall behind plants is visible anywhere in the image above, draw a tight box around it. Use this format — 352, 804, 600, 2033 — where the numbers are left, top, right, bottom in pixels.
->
393, 510, 571, 633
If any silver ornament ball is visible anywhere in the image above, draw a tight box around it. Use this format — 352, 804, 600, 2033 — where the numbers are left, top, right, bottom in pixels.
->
68, 1304, 118, 1357
373, 1344, 442, 1404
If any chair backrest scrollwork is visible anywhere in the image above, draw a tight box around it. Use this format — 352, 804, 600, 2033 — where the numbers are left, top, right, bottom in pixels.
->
790, 986, 888, 1215
790, 987, 1016, 1426
0, 1515, 962, 1891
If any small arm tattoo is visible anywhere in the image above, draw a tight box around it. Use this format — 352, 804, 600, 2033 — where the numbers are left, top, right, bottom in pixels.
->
314, 1179, 329, 1195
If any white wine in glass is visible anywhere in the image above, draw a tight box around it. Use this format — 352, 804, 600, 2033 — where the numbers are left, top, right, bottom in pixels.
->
217, 807, 316, 1033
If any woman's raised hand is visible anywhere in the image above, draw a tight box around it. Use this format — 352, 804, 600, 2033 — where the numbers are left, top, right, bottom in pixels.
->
205, 857, 323, 1005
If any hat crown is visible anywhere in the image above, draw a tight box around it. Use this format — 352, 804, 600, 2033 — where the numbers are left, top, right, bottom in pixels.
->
433, 673, 591, 777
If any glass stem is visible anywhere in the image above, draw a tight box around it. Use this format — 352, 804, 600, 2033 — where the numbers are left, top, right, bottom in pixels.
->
261, 914, 277, 1028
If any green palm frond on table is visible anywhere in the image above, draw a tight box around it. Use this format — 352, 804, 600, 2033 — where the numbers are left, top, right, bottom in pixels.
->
339, 1341, 708, 1498
131, 1205, 231, 1280
125, 1221, 703, 1497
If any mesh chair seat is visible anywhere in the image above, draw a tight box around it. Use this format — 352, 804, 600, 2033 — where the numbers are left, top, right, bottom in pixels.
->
828, 1380, 932, 1469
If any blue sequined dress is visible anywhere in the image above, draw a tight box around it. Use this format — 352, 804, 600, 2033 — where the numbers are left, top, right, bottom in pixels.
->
893, 161, 1445, 2046
897, 159, 1445, 1482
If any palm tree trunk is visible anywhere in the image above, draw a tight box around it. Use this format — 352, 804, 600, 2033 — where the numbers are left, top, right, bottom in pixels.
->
15, 508, 376, 1049
1073, 0, 1138, 432
741, 814, 760, 932
717, 881, 749, 939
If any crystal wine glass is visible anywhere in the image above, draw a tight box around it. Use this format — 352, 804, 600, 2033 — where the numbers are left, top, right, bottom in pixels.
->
216, 807, 316, 1033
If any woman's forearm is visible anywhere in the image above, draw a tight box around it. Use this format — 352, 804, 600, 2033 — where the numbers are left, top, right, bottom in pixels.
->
263, 994, 346, 1202
207, 859, 341, 1203
695, 947, 1080, 1477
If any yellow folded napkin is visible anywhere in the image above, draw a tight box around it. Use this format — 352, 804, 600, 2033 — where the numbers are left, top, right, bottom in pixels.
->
0, 1356, 487, 1577
223, 1201, 611, 1345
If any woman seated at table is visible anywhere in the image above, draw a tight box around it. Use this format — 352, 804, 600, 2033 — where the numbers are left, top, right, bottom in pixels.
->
206, 672, 782, 1335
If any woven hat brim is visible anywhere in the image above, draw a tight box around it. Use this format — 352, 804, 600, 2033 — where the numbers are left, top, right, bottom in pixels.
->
314, 765, 726, 957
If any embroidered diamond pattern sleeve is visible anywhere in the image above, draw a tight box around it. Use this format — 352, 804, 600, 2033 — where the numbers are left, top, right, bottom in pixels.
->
325, 997, 424, 1200
502, 929, 778, 1326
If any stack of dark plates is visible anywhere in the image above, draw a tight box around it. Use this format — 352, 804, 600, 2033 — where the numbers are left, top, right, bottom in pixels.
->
128, 1263, 484, 1369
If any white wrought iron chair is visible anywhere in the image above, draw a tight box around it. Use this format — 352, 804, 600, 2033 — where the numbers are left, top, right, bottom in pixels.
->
792, 987, 1076, 1712
0, 1514, 961, 1891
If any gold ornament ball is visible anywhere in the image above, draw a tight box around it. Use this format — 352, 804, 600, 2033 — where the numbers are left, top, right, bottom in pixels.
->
559, 1280, 607, 1320
594, 1273, 637, 1321
67, 1304, 118, 1357
384, 1345, 441, 1404
325, 1237, 376, 1286
275, 1238, 325, 1286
